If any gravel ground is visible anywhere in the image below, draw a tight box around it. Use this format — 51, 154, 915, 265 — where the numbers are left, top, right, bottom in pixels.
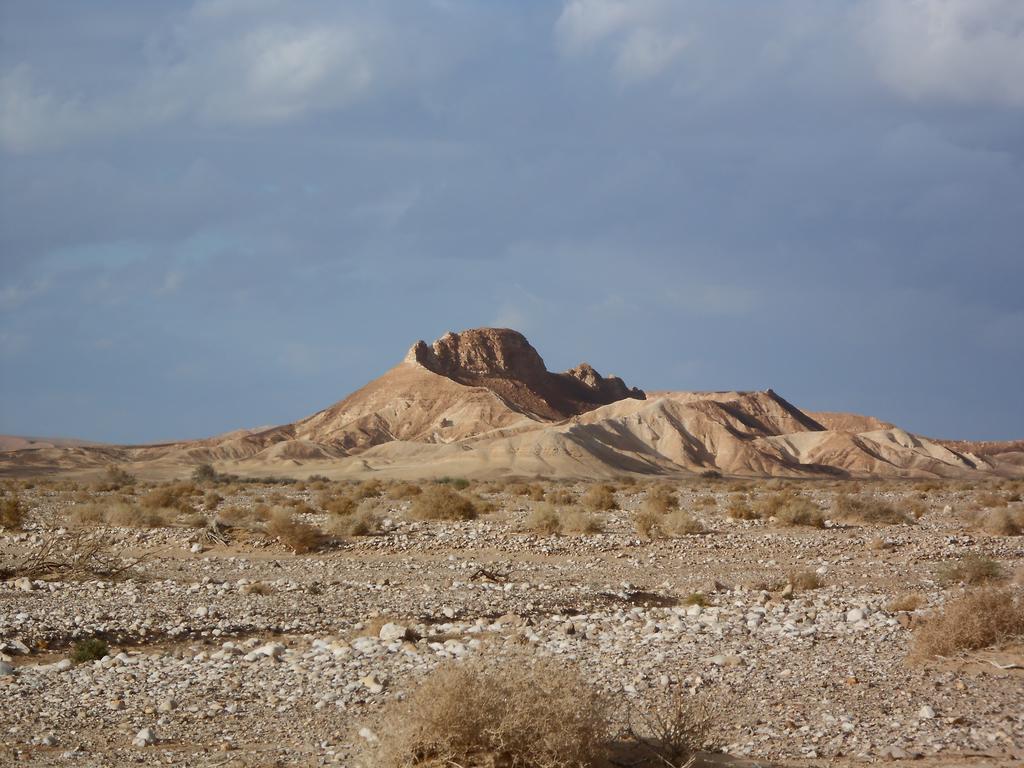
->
1, 481, 1022, 767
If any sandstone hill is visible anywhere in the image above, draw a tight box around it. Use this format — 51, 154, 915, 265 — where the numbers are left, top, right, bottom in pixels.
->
1, 328, 1019, 480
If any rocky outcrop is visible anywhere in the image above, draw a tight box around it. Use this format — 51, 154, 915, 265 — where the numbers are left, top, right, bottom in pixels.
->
405, 328, 645, 420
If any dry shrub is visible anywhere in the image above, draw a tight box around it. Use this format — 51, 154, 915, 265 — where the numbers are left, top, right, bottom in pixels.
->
204, 491, 224, 511
327, 507, 380, 537
546, 488, 575, 505
140, 484, 195, 513
975, 491, 1009, 509
887, 593, 925, 612
646, 484, 678, 513
525, 483, 545, 501
506, 482, 532, 497
770, 495, 825, 528
320, 493, 358, 516
628, 690, 713, 768
68, 502, 167, 528
693, 495, 717, 509
978, 508, 1024, 536
912, 587, 1024, 658
94, 465, 135, 492
903, 498, 928, 520
409, 485, 478, 521
560, 508, 602, 534
726, 499, 759, 520
0, 494, 25, 529
386, 482, 422, 500
833, 494, 912, 526
354, 479, 384, 499
581, 484, 618, 512
216, 504, 268, 527
632, 508, 661, 538
369, 658, 610, 768
466, 492, 497, 514
264, 510, 324, 554
664, 511, 705, 536
938, 554, 1005, 586
788, 570, 823, 591
525, 503, 561, 534
104, 503, 167, 528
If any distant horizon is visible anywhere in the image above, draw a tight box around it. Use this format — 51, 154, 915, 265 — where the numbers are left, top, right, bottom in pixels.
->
2, 2, 1022, 444
2, 325, 1020, 447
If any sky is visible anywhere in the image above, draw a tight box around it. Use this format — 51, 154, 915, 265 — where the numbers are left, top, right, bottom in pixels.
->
1, 0, 1023, 444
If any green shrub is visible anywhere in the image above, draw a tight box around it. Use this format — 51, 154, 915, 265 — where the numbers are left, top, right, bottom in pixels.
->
71, 637, 109, 664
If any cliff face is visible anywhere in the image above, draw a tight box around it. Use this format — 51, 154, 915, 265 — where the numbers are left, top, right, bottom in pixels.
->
406, 328, 645, 419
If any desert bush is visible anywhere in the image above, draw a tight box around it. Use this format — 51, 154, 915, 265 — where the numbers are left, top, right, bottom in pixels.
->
632, 508, 661, 538
560, 508, 602, 534
628, 690, 713, 768
903, 499, 928, 520
664, 511, 705, 536
725, 499, 759, 520
546, 488, 575, 505
409, 485, 478, 521
581, 484, 618, 512
436, 476, 470, 490
139, 484, 194, 513
368, 658, 610, 768
386, 482, 422, 500
769, 495, 825, 528
505, 482, 531, 497
264, 510, 324, 554
68, 501, 166, 528
693, 495, 717, 509
104, 503, 167, 528
938, 555, 1005, 586
0, 494, 25, 529
95, 465, 135, 491
71, 637, 109, 664
354, 479, 384, 499
645, 484, 678, 513
326, 507, 380, 537
525, 503, 561, 534
887, 593, 925, 612
756, 490, 796, 518
975, 491, 1009, 509
320, 493, 357, 516
683, 592, 710, 607
833, 494, 912, 526
203, 491, 224, 511
700, 469, 723, 480
788, 570, 823, 591
192, 463, 219, 483
978, 508, 1024, 537
527, 483, 546, 501
912, 587, 1024, 658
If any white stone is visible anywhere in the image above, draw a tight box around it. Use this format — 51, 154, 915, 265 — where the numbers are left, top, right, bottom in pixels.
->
845, 608, 865, 623
918, 705, 936, 719
378, 622, 410, 642
133, 727, 157, 747
0, 661, 15, 676
14, 577, 33, 592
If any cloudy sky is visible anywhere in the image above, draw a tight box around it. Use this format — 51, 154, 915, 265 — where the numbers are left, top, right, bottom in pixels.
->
1, 0, 1022, 443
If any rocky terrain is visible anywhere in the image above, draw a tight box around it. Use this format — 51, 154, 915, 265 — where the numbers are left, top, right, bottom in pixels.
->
1, 475, 1023, 767
2, 328, 1021, 481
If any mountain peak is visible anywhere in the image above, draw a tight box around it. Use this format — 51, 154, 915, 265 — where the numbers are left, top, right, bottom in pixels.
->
405, 327, 644, 419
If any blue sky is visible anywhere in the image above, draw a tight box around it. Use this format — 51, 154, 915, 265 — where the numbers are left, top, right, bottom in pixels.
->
1, 0, 1022, 443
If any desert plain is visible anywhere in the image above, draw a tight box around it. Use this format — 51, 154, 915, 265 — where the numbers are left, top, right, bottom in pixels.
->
1, 329, 1022, 768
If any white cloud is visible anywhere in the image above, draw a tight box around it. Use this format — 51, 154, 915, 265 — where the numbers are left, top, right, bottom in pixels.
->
555, 0, 685, 82
862, 0, 1024, 106
0, 5, 415, 152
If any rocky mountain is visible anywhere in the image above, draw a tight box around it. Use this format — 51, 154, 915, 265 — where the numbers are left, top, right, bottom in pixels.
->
0, 328, 1019, 480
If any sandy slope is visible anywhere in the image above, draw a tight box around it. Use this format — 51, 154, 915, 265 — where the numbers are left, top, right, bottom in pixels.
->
1, 329, 1019, 480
